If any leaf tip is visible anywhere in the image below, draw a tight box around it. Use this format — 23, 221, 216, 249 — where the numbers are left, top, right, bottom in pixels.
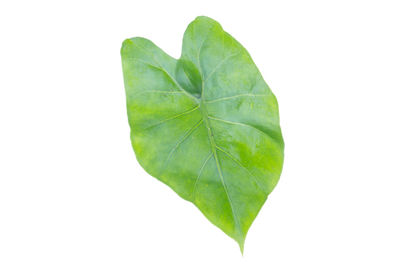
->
235, 235, 246, 255
239, 242, 245, 255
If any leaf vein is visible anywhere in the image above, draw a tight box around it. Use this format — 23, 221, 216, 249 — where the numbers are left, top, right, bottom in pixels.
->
203, 52, 241, 83
197, 23, 219, 79
162, 119, 204, 172
191, 152, 213, 200
125, 46, 199, 103
215, 146, 268, 195
201, 105, 243, 240
205, 93, 268, 103
207, 116, 273, 141
142, 105, 199, 130
132, 90, 185, 97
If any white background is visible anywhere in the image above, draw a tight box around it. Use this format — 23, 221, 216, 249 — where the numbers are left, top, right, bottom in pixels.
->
1, 0, 399, 266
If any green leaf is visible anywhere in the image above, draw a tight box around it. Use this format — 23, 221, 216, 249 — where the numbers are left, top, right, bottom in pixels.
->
121, 16, 284, 252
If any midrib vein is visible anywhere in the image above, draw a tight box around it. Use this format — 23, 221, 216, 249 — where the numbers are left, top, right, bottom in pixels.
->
199, 100, 242, 237
197, 34, 242, 238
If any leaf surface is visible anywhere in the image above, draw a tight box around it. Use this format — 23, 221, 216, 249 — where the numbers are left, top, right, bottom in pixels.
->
121, 16, 284, 252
